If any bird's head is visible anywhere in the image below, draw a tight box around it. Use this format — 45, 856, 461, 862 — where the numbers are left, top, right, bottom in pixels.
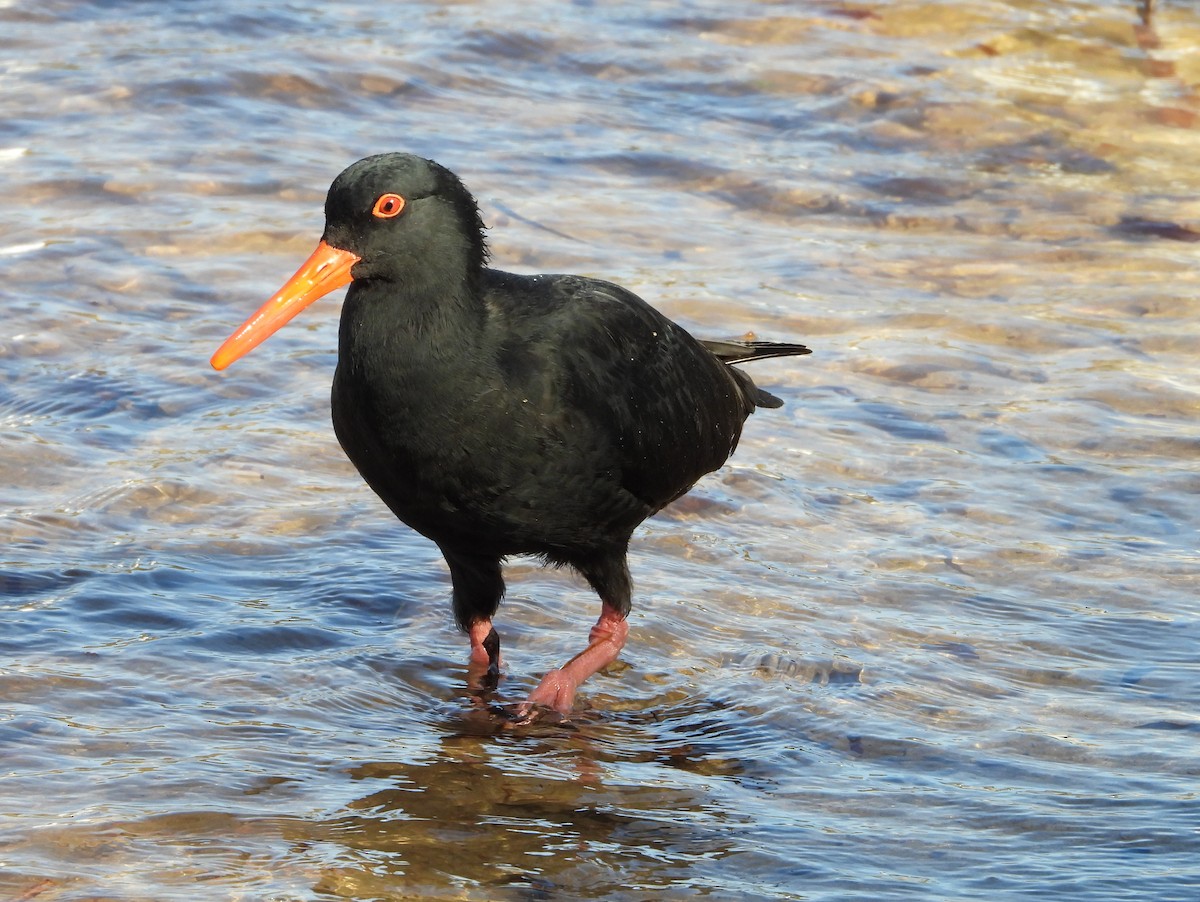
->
210, 152, 487, 371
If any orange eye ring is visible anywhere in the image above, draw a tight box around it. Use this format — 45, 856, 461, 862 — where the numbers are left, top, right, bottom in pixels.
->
372, 193, 406, 219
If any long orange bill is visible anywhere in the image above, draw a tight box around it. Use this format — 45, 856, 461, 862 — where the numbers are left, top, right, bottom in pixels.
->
210, 240, 361, 370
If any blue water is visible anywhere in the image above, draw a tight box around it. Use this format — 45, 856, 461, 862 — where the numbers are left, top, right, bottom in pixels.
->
2, 1, 1198, 899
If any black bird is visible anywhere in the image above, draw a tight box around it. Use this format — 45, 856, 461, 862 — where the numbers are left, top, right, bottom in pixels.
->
211, 153, 809, 717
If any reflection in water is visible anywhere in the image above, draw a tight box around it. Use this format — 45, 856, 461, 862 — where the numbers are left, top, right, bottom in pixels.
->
318, 743, 729, 898
1, 689, 808, 900
3, 0, 1200, 899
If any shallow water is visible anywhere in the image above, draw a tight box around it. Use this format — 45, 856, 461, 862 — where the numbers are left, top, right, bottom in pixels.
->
2, 0, 1198, 899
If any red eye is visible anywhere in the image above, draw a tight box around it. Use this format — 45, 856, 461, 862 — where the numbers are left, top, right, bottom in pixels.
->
372, 193, 405, 218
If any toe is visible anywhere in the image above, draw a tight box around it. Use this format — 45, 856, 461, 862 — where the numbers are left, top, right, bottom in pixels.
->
522, 669, 579, 716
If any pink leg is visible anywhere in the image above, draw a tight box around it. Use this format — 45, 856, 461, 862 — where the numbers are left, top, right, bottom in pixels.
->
519, 602, 629, 717
466, 619, 501, 689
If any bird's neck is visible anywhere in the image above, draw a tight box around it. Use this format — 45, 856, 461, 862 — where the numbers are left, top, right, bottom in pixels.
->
338, 267, 486, 374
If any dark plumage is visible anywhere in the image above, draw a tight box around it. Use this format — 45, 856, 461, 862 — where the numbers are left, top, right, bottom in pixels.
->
212, 153, 810, 718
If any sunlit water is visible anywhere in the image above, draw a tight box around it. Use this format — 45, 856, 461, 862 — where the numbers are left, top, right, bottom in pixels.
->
2, 1, 1198, 899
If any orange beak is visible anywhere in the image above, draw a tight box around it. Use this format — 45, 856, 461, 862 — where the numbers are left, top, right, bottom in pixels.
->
210, 240, 361, 370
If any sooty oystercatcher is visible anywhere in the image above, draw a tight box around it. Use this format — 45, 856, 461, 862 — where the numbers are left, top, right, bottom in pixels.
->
211, 153, 810, 719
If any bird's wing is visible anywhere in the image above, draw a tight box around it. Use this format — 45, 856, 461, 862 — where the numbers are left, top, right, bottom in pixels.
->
699, 337, 811, 364
484, 271, 751, 514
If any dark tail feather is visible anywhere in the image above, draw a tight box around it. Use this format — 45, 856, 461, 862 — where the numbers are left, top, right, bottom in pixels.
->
702, 337, 810, 410
700, 338, 811, 365
754, 387, 785, 409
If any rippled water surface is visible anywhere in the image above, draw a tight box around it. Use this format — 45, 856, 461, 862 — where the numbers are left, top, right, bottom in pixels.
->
3, 1, 1199, 899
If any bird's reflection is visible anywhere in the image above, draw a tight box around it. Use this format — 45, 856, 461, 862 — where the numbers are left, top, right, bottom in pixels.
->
292, 721, 740, 899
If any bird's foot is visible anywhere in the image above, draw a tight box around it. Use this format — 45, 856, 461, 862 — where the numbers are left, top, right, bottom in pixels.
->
513, 603, 629, 723
519, 669, 580, 719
